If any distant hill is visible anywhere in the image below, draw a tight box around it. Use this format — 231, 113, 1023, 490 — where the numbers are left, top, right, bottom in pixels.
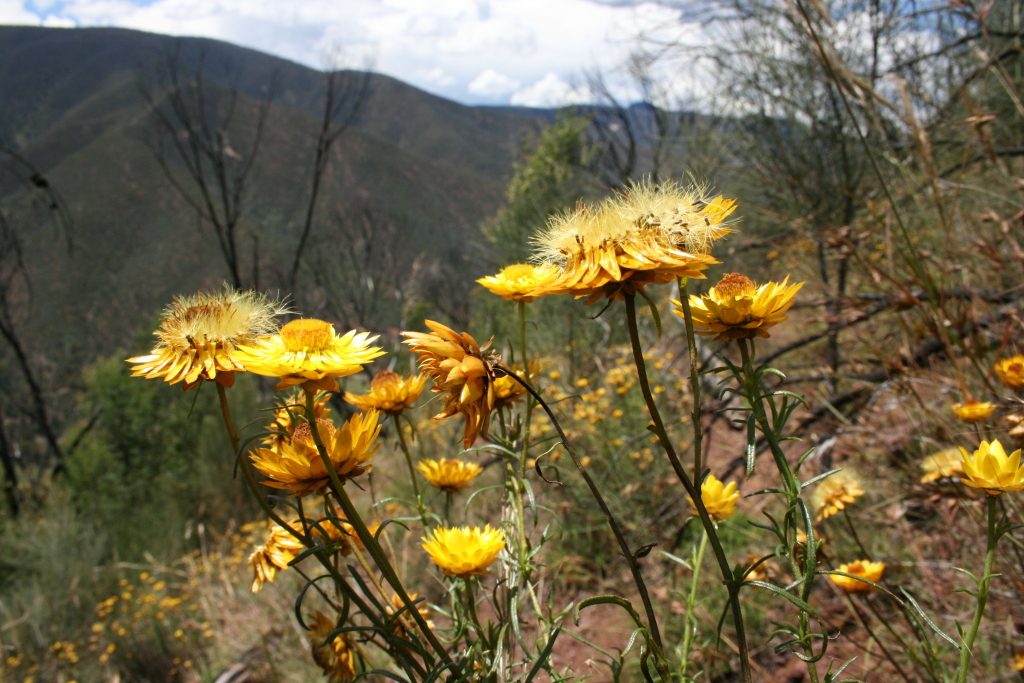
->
0, 26, 554, 373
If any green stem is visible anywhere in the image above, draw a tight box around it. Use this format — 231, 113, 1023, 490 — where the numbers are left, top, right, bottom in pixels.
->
956, 495, 999, 683
677, 278, 704, 477
737, 339, 798, 495
304, 391, 454, 667
495, 365, 672, 682
518, 300, 535, 480
464, 577, 489, 649
623, 294, 751, 683
393, 414, 429, 529
680, 528, 709, 679
216, 382, 240, 454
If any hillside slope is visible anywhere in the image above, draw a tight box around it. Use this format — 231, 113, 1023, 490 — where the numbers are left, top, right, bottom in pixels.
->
0, 26, 551, 370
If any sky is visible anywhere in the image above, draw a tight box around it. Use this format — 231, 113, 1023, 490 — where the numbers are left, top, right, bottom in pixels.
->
0, 0, 694, 107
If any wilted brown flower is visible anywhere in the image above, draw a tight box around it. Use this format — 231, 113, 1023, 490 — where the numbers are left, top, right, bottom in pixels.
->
308, 611, 358, 683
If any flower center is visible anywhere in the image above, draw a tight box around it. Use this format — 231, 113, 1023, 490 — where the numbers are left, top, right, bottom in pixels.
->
846, 562, 866, 574
1010, 362, 1023, 374
280, 319, 334, 353
371, 370, 400, 391
714, 273, 757, 298
291, 419, 336, 447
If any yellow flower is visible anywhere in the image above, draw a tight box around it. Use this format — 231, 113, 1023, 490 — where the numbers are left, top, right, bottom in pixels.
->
960, 440, 1024, 495
492, 361, 540, 411
422, 525, 506, 577
308, 611, 358, 683
477, 263, 560, 302
674, 273, 803, 342
995, 355, 1024, 389
249, 411, 382, 496
830, 560, 885, 593
1012, 648, 1024, 671
127, 286, 284, 390
402, 320, 500, 447
532, 179, 734, 303
385, 592, 434, 636
343, 370, 427, 416
262, 389, 332, 452
952, 399, 997, 422
811, 469, 864, 521
920, 447, 965, 484
417, 458, 484, 493
250, 514, 361, 592
689, 473, 739, 521
233, 318, 385, 392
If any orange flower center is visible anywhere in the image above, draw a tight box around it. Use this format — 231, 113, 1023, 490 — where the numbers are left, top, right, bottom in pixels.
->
291, 419, 336, 447
714, 273, 756, 298
846, 562, 866, 574
371, 370, 400, 391
280, 319, 334, 352
1010, 363, 1023, 374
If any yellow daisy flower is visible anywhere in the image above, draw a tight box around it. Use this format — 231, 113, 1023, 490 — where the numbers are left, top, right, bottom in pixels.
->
249, 513, 361, 592
262, 389, 332, 453
674, 273, 803, 342
811, 469, 864, 521
1012, 648, 1024, 671
402, 320, 499, 447
422, 525, 506, 577
952, 399, 997, 422
233, 318, 385, 392
920, 447, 965, 484
477, 263, 560, 302
417, 458, 484, 493
830, 560, 885, 593
960, 439, 1024, 495
127, 286, 284, 390
995, 355, 1024, 389
532, 179, 734, 303
343, 370, 427, 416
307, 611, 358, 683
492, 361, 540, 411
249, 411, 382, 496
689, 473, 740, 521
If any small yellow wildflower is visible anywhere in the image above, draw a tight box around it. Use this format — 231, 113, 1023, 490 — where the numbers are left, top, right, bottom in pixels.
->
233, 318, 384, 392
422, 525, 506, 577
830, 560, 885, 593
674, 273, 803, 342
417, 458, 483, 493
344, 370, 427, 416
811, 469, 864, 521
995, 355, 1024, 389
249, 411, 382, 496
952, 399, 997, 423
308, 611, 358, 683
920, 448, 965, 483
477, 263, 560, 302
689, 473, 739, 521
960, 440, 1024, 495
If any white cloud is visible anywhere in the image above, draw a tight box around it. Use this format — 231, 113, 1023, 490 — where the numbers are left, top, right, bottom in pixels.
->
510, 72, 591, 108
2, 0, 695, 105
0, 0, 39, 23
467, 68, 520, 98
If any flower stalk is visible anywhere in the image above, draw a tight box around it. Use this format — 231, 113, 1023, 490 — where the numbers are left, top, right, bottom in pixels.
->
955, 495, 999, 683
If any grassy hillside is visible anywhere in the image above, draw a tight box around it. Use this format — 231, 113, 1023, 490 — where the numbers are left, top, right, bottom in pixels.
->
0, 25, 552, 374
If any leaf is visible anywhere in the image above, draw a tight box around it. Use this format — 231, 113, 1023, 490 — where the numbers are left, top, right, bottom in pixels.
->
816, 571, 903, 603
374, 518, 410, 541
638, 288, 662, 337
633, 543, 658, 560
745, 413, 757, 477
800, 468, 843, 491
523, 626, 562, 682
659, 550, 692, 570
899, 587, 959, 651
744, 581, 820, 616
575, 595, 645, 629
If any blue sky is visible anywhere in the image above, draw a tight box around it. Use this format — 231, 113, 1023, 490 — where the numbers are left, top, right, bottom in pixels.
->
1, 0, 692, 106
